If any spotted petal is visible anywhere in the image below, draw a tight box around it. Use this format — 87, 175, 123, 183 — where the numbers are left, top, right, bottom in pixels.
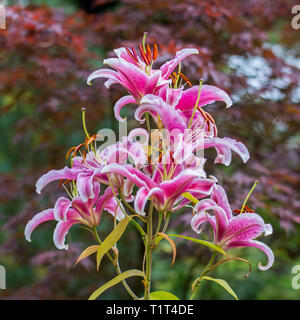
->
227, 240, 274, 271
160, 48, 199, 79
36, 167, 82, 194
176, 85, 233, 112
137, 94, 187, 131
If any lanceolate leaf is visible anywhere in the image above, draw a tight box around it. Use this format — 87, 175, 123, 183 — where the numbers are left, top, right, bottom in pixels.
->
202, 276, 239, 300
96, 216, 131, 270
155, 232, 177, 266
150, 291, 180, 300
89, 269, 145, 300
167, 234, 227, 256
74, 245, 101, 266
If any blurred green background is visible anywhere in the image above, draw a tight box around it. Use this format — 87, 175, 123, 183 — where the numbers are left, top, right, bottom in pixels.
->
0, 0, 300, 299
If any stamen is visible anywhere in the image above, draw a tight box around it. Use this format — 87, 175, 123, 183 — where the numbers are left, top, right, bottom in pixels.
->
81, 108, 90, 140
66, 146, 76, 160
153, 43, 158, 60
57, 179, 71, 190
146, 44, 152, 63
178, 72, 188, 82
207, 120, 211, 132
188, 79, 204, 129
125, 47, 137, 64
169, 74, 176, 86
179, 72, 192, 87
197, 106, 208, 121
142, 32, 148, 53
131, 47, 138, 61
139, 44, 150, 65
240, 180, 259, 214
213, 125, 218, 138
205, 112, 216, 125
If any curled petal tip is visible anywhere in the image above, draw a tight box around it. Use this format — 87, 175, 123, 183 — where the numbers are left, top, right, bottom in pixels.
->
226, 98, 233, 108
264, 223, 273, 236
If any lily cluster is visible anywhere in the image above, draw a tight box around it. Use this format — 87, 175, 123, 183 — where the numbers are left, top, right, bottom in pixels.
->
25, 34, 274, 300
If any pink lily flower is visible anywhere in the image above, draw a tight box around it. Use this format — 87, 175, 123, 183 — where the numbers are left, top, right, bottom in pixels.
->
102, 162, 216, 215
25, 186, 125, 250
135, 86, 249, 166
136, 84, 232, 133
191, 185, 274, 270
87, 40, 199, 121
35, 129, 149, 203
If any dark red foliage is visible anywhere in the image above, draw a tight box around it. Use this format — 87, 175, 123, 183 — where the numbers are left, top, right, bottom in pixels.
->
1, 0, 300, 299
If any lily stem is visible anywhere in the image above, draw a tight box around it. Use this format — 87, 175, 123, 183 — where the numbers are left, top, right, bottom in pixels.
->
188, 251, 217, 300
155, 212, 163, 235
144, 202, 154, 300
145, 112, 151, 136
161, 212, 171, 234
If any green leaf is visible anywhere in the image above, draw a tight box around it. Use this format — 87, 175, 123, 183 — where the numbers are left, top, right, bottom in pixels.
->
150, 291, 180, 300
96, 216, 131, 270
89, 269, 145, 300
167, 234, 227, 256
74, 245, 100, 266
182, 192, 199, 204
202, 276, 239, 300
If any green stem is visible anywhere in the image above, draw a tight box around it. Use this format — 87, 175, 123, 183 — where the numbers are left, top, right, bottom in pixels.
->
144, 202, 154, 300
92, 226, 139, 300
154, 212, 163, 235
189, 251, 217, 300
161, 212, 171, 234
145, 112, 151, 136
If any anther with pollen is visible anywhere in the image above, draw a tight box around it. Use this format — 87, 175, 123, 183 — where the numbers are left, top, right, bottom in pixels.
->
234, 205, 255, 215
126, 40, 159, 67
66, 134, 100, 163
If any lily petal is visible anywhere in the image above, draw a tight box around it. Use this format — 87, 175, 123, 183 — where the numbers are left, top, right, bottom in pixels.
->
53, 219, 79, 250
36, 167, 81, 194
191, 211, 217, 238
202, 137, 250, 166
25, 209, 55, 242
134, 187, 150, 215
194, 201, 228, 241
176, 85, 233, 111
77, 171, 97, 203
228, 240, 274, 271
94, 187, 124, 222
114, 95, 136, 122
160, 48, 199, 79
211, 185, 233, 219
223, 213, 267, 243
87, 68, 121, 86
54, 197, 71, 221
137, 94, 187, 131
102, 164, 156, 189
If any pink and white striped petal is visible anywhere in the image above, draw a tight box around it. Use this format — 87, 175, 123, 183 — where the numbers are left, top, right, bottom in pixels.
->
25, 209, 55, 242
227, 240, 274, 271
53, 220, 79, 250
160, 48, 199, 79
